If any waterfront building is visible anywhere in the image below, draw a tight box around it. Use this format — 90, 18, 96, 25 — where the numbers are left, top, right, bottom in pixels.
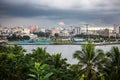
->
28, 25, 39, 32
74, 27, 81, 35
59, 29, 69, 37
29, 34, 38, 40
11, 27, 23, 35
51, 28, 60, 36
99, 28, 116, 37
80, 25, 115, 35
0, 27, 11, 40
40, 28, 46, 32
81, 26, 114, 31
22, 28, 30, 35
114, 26, 120, 37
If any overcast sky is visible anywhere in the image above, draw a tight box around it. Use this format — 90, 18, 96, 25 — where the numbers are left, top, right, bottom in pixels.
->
0, 0, 120, 28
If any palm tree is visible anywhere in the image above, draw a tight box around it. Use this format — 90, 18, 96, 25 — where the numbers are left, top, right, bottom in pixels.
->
30, 47, 51, 64
0, 46, 30, 80
105, 46, 120, 80
50, 53, 68, 68
70, 64, 83, 80
5, 45, 26, 54
49, 53, 71, 80
73, 43, 106, 80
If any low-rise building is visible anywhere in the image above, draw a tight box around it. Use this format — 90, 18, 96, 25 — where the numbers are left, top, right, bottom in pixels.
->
22, 28, 30, 35
59, 29, 69, 37
51, 28, 60, 36
100, 28, 116, 37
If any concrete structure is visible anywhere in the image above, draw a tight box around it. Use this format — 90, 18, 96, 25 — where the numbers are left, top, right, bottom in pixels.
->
81, 26, 114, 31
59, 29, 69, 37
28, 25, 39, 32
40, 28, 46, 32
100, 28, 116, 37
23, 28, 30, 35
74, 27, 81, 35
11, 27, 23, 34
79, 25, 116, 35
0, 27, 11, 40
29, 34, 38, 39
114, 26, 120, 37
51, 28, 60, 36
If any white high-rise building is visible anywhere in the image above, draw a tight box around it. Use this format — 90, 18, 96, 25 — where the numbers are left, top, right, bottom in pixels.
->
74, 27, 81, 35
114, 26, 120, 37
115, 26, 120, 34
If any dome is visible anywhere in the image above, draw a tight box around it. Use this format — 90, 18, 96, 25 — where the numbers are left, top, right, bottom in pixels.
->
28, 25, 38, 31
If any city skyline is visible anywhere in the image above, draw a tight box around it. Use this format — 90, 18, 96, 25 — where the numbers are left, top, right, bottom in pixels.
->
0, 0, 120, 27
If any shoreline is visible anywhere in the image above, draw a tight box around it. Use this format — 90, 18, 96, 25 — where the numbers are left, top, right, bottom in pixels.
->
7, 42, 120, 46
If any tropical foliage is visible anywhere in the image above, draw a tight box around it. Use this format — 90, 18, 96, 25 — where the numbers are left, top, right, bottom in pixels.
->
28, 62, 53, 80
73, 43, 106, 80
104, 47, 120, 80
0, 43, 120, 80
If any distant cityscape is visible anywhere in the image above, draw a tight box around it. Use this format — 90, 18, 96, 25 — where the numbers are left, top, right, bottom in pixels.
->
0, 24, 120, 42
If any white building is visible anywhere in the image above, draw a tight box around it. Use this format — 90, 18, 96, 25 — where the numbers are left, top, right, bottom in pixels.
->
81, 26, 114, 32
59, 29, 69, 37
114, 26, 120, 37
51, 28, 60, 36
29, 34, 38, 39
23, 28, 30, 35
115, 26, 120, 34
40, 28, 46, 32
74, 27, 81, 35
0, 27, 10, 40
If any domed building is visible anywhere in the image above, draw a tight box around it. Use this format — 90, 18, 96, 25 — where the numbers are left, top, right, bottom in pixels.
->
28, 25, 38, 32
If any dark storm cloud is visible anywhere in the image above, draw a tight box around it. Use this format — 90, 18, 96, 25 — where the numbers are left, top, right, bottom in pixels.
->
0, 1, 49, 17
0, 0, 120, 26
0, 0, 105, 20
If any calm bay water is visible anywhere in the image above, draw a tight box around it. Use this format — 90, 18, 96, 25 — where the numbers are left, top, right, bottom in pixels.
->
21, 44, 120, 64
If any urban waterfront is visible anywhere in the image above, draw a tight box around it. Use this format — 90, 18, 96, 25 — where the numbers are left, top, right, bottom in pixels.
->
20, 44, 120, 64
1, 0, 120, 79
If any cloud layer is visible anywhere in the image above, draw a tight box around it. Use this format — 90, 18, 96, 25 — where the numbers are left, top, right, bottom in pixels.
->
0, 0, 120, 27
3, 0, 120, 12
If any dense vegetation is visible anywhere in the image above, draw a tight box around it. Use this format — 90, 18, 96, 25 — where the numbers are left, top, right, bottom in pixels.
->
0, 43, 120, 80
74, 34, 118, 42
33, 32, 51, 38
7, 34, 30, 41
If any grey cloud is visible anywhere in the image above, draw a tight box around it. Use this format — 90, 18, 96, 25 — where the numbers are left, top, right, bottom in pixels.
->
0, 1, 98, 19
0, 0, 120, 27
